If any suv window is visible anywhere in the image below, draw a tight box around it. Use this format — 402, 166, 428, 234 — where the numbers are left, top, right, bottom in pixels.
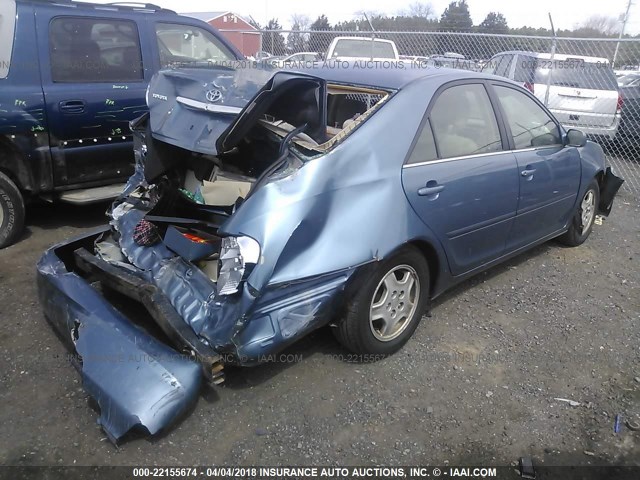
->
514, 55, 535, 83
0, 0, 16, 79
407, 119, 437, 164
534, 59, 618, 90
494, 85, 561, 149
50, 17, 143, 82
495, 54, 513, 77
330, 39, 396, 59
156, 23, 236, 66
430, 84, 502, 158
482, 55, 500, 75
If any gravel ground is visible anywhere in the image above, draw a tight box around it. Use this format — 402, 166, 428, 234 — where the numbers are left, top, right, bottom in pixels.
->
0, 189, 638, 468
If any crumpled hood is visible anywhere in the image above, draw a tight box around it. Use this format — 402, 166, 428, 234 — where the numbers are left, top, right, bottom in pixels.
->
146, 66, 273, 155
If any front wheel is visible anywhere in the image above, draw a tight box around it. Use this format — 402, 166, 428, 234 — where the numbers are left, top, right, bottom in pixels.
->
557, 179, 600, 247
0, 171, 25, 249
333, 246, 430, 356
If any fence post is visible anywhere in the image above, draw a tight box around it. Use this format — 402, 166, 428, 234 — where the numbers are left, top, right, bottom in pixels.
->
544, 13, 557, 107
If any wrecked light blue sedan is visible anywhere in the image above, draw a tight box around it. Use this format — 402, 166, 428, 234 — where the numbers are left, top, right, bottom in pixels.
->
37, 65, 623, 443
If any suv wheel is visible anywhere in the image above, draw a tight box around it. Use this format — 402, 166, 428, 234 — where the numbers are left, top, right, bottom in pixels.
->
0, 171, 25, 248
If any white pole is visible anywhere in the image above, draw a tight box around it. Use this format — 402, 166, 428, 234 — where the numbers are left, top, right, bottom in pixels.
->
613, 0, 632, 68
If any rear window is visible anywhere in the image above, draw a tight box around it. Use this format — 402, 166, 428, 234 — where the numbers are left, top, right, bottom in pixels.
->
330, 39, 395, 59
0, 0, 16, 79
533, 59, 618, 90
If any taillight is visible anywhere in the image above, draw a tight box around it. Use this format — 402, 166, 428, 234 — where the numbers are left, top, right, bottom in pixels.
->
617, 93, 623, 113
523, 82, 534, 93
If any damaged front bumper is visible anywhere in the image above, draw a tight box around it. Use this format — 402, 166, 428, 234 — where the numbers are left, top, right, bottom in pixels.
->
37, 227, 353, 442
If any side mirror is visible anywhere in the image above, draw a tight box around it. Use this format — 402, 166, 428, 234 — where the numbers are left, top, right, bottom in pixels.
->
565, 129, 587, 147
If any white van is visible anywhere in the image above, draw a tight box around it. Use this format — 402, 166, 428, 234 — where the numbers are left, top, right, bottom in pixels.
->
483, 51, 622, 140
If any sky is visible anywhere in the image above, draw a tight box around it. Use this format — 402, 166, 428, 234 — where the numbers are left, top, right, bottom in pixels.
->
88, 0, 640, 35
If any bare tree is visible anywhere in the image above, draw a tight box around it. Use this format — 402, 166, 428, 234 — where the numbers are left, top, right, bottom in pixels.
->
575, 15, 620, 35
399, 2, 436, 19
290, 13, 311, 31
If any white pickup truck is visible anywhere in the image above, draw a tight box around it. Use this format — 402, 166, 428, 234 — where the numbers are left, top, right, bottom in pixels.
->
325, 36, 400, 61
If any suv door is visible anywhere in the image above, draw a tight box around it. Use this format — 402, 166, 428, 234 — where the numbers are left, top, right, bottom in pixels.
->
37, 13, 150, 186
401, 82, 519, 276
490, 83, 581, 250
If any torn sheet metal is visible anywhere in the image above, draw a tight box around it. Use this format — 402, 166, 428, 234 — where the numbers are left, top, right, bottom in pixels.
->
37, 243, 201, 443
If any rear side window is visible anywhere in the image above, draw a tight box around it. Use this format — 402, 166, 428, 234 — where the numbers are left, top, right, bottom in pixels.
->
494, 85, 561, 149
534, 59, 618, 90
407, 119, 438, 164
430, 84, 502, 159
50, 17, 143, 83
0, 0, 16, 79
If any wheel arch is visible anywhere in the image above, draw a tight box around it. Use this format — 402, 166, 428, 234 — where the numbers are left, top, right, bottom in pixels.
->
0, 135, 30, 192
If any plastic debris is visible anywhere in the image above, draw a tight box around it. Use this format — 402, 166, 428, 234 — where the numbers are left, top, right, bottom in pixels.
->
614, 414, 622, 433
518, 457, 535, 479
625, 419, 640, 431
554, 397, 581, 407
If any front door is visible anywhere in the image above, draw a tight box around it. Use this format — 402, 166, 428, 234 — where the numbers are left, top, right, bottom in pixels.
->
490, 84, 581, 250
402, 83, 520, 276
37, 12, 149, 186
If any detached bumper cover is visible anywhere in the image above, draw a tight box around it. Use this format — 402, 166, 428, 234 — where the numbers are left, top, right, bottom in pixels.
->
37, 237, 202, 444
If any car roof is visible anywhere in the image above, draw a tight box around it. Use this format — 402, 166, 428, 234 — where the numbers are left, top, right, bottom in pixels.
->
493, 50, 610, 64
18, 0, 176, 14
331, 36, 396, 44
287, 64, 489, 90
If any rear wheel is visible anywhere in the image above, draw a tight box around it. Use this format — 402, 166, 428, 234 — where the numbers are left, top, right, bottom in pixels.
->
333, 246, 429, 356
557, 179, 599, 247
0, 171, 25, 249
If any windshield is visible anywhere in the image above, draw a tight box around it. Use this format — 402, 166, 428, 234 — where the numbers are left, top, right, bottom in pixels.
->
618, 74, 640, 86
330, 39, 395, 59
155, 23, 236, 66
534, 60, 618, 90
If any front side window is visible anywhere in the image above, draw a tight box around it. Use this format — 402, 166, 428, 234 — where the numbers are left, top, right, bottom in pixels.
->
50, 17, 143, 83
0, 0, 17, 79
494, 85, 561, 149
430, 84, 502, 159
155, 23, 235, 66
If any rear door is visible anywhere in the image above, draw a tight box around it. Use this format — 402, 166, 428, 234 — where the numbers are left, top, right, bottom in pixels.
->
534, 59, 619, 129
490, 83, 581, 249
401, 82, 519, 276
37, 12, 149, 186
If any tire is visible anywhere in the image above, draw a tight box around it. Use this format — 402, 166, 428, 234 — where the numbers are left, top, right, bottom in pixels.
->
0, 171, 25, 249
333, 246, 430, 356
557, 179, 600, 247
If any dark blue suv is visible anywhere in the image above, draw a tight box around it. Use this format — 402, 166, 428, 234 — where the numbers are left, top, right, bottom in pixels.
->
0, 0, 242, 248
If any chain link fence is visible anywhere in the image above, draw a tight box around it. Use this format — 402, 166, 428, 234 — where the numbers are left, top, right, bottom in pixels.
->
238, 29, 640, 198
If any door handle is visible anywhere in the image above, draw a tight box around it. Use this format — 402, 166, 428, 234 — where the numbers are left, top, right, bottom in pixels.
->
418, 183, 445, 196
521, 168, 536, 177
59, 100, 86, 114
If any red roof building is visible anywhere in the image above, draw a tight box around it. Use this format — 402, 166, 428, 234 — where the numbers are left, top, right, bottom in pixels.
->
183, 11, 261, 58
